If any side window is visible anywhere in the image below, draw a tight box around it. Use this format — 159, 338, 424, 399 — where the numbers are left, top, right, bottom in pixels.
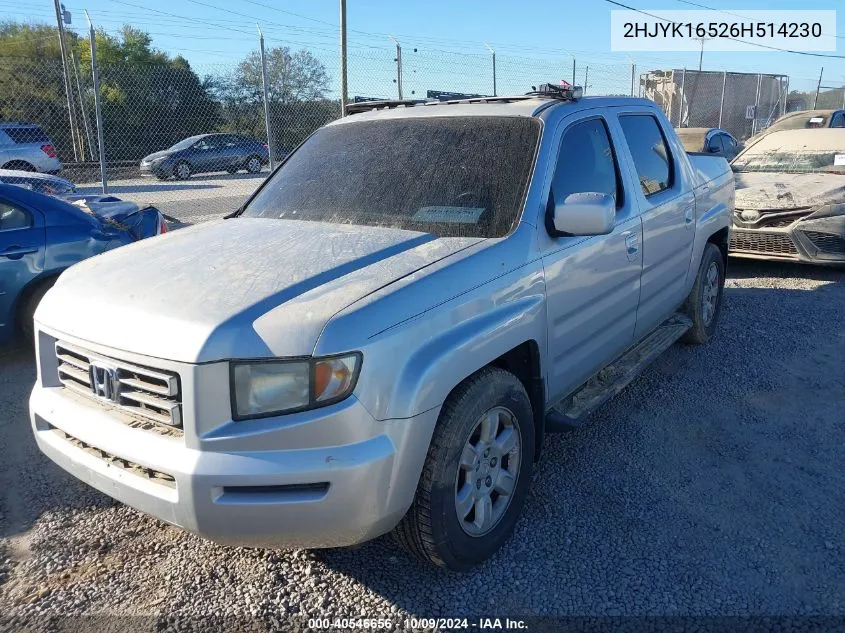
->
831, 113, 845, 128
722, 134, 736, 150
0, 201, 32, 231
619, 115, 674, 197
222, 135, 239, 148
551, 118, 621, 209
707, 135, 723, 153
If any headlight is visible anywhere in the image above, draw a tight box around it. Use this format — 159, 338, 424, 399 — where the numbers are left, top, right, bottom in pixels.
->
231, 353, 362, 419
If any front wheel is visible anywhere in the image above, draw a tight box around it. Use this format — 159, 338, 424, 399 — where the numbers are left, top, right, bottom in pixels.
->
173, 161, 192, 180
393, 367, 535, 570
18, 278, 56, 345
681, 242, 725, 345
244, 155, 262, 174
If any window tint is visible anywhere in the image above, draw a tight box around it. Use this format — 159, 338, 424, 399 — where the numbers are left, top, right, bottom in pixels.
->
551, 118, 620, 208
195, 137, 221, 150
4, 126, 50, 144
619, 115, 673, 196
0, 201, 32, 231
722, 134, 736, 150
831, 113, 845, 128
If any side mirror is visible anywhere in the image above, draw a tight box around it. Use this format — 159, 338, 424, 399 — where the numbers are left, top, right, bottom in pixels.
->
552, 192, 615, 236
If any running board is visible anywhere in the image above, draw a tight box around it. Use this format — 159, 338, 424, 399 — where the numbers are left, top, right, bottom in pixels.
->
545, 314, 693, 432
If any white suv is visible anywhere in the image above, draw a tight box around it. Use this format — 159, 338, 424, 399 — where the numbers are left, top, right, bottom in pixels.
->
0, 122, 63, 174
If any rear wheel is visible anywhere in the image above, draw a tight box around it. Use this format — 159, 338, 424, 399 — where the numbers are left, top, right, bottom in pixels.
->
18, 278, 56, 345
393, 367, 535, 570
245, 155, 262, 174
173, 161, 192, 180
681, 242, 725, 345
2, 160, 36, 172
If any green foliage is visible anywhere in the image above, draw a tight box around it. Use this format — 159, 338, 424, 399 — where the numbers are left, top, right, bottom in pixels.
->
0, 23, 334, 165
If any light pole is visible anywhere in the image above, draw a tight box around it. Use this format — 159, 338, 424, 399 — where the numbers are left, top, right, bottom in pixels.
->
390, 36, 402, 99
485, 43, 496, 97
339, 0, 348, 116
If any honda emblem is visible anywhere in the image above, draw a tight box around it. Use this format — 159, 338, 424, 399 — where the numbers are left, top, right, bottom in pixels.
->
89, 361, 119, 402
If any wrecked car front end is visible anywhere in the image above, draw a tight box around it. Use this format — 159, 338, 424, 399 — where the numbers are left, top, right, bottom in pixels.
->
729, 130, 845, 265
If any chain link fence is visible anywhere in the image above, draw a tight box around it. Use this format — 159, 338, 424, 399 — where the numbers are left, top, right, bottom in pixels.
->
0, 33, 797, 223
641, 69, 788, 141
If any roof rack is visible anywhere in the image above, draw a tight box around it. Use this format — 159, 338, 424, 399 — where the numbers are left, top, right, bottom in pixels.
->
344, 84, 583, 115
525, 83, 583, 101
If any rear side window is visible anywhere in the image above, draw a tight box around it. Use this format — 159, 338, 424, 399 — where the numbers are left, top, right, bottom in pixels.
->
4, 126, 50, 144
831, 112, 845, 128
551, 118, 621, 208
0, 201, 32, 231
619, 115, 674, 196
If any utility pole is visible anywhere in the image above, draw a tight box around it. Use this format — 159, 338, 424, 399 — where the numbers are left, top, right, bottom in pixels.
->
584, 66, 589, 96
53, 0, 80, 161
85, 11, 107, 193
814, 67, 824, 109
257, 26, 274, 170
571, 57, 576, 88
485, 43, 496, 96
70, 49, 95, 160
695, 36, 712, 72
339, 0, 348, 116
390, 36, 402, 99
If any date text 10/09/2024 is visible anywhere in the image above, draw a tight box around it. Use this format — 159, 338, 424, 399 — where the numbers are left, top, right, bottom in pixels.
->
307, 618, 529, 630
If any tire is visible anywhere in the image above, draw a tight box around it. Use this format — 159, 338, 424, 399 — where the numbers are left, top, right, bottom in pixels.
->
393, 367, 535, 570
173, 161, 192, 180
2, 160, 36, 172
681, 242, 725, 345
18, 278, 56, 345
244, 155, 262, 174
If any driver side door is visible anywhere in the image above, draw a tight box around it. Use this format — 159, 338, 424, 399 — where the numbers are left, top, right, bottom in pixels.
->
541, 112, 643, 404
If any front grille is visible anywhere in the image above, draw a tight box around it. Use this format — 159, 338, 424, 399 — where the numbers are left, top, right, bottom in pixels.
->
729, 230, 798, 256
734, 208, 813, 229
49, 425, 176, 489
803, 231, 845, 255
55, 342, 183, 429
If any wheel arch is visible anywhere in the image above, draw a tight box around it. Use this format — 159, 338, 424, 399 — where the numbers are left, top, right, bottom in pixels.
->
13, 270, 64, 334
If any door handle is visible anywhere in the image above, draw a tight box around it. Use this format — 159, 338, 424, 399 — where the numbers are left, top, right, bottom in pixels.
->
1, 245, 37, 259
684, 206, 695, 224
624, 232, 639, 257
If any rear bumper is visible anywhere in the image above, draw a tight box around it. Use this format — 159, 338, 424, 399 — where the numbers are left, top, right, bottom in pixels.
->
30, 382, 439, 549
729, 215, 845, 265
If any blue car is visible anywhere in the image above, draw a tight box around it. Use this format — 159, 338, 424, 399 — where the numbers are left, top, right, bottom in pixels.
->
139, 133, 270, 180
0, 183, 166, 344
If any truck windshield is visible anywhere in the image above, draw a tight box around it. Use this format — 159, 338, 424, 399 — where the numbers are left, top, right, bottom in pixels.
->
241, 116, 541, 238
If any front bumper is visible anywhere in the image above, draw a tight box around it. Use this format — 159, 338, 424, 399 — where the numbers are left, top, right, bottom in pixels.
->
30, 334, 439, 549
139, 161, 169, 177
729, 214, 845, 265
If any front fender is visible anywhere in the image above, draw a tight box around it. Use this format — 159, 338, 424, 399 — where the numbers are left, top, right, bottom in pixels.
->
343, 261, 547, 421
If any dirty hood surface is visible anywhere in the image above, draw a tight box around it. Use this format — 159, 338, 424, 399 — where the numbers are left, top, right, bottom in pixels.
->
37, 218, 482, 362
734, 172, 845, 211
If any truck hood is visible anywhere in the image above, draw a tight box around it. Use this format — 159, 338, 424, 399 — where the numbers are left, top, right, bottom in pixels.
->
37, 218, 483, 363
734, 172, 845, 211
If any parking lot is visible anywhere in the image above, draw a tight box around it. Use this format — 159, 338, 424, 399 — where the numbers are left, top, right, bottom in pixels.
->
1, 257, 843, 629
76, 171, 269, 225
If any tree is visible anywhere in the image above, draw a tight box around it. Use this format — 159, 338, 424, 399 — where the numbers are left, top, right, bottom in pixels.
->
218, 46, 336, 156
74, 26, 220, 161
0, 22, 81, 161
0, 21, 219, 163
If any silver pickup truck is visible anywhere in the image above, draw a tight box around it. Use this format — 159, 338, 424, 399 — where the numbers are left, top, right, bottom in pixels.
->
29, 86, 733, 570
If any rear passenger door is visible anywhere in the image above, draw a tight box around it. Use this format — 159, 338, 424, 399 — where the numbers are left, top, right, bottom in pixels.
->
541, 113, 643, 404
615, 112, 696, 339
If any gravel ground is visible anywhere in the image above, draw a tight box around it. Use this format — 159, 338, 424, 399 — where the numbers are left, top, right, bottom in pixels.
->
0, 259, 844, 632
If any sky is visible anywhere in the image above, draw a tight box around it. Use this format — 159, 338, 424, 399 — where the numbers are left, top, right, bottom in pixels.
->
7, 0, 845, 97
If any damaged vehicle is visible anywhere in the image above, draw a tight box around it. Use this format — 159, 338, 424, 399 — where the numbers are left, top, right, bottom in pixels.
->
29, 86, 732, 570
0, 184, 168, 344
730, 129, 845, 265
